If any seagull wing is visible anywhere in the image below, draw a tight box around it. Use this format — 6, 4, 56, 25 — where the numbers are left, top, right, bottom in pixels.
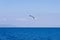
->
29, 15, 35, 19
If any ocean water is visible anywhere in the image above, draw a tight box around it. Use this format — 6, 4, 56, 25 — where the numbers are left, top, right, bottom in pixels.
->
0, 28, 60, 40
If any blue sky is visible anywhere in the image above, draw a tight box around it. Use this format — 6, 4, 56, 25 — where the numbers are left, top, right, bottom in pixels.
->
0, 0, 60, 27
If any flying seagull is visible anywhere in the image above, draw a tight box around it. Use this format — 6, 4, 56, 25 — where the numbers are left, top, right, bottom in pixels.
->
29, 15, 35, 19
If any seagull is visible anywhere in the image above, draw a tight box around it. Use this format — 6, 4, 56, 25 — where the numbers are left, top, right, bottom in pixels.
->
29, 15, 35, 19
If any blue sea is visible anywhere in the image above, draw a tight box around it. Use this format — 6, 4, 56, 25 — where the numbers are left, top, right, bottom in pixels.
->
0, 28, 60, 40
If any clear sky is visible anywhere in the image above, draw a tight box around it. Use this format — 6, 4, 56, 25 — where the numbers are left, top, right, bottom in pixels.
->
0, 0, 60, 27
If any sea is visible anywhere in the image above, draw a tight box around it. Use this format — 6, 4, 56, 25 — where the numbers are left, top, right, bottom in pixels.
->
0, 28, 60, 40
